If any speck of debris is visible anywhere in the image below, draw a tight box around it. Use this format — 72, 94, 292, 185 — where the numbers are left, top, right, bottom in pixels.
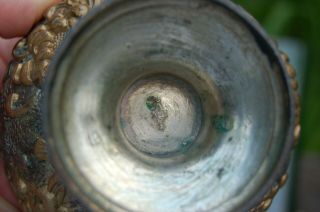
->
217, 168, 225, 179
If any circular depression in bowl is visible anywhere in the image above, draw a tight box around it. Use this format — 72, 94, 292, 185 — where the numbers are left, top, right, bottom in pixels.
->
45, 0, 293, 211
120, 74, 203, 158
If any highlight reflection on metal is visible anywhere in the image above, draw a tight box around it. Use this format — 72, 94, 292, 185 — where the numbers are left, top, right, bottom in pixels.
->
0, 0, 300, 211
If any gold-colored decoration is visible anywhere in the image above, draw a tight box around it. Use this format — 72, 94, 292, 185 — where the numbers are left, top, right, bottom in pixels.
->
4, 93, 35, 118
6, 0, 97, 117
250, 52, 301, 212
34, 138, 48, 161
2, 1, 100, 211
281, 52, 301, 146
250, 174, 288, 212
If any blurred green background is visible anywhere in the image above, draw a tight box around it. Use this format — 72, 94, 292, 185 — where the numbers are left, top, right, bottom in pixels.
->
234, 0, 320, 153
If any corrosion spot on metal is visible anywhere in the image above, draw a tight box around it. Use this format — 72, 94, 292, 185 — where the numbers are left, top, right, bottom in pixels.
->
146, 96, 169, 131
146, 96, 160, 112
212, 115, 233, 133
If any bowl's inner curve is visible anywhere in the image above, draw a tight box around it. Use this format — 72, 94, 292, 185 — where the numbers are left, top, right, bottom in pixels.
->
49, 0, 290, 211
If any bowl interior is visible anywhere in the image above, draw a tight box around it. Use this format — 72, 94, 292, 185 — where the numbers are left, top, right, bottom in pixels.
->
47, 0, 291, 211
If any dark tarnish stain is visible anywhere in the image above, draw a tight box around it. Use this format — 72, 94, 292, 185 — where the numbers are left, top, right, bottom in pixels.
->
195, 1, 211, 9
244, 20, 278, 67
217, 168, 225, 179
212, 115, 233, 133
183, 19, 192, 25
107, 125, 112, 131
144, 47, 167, 59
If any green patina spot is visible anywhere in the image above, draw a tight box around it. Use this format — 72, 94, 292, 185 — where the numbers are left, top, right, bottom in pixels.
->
212, 115, 233, 133
146, 96, 160, 111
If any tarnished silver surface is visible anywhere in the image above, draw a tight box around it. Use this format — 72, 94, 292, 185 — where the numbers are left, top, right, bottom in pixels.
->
43, 0, 296, 211
0, 0, 298, 211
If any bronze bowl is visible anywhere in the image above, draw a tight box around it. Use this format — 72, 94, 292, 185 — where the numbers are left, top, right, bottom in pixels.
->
1, 0, 300, 211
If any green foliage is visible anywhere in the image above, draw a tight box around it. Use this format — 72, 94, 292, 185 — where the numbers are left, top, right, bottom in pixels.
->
234, 0, 320, 152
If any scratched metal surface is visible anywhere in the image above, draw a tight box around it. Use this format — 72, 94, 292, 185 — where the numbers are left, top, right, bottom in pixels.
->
43, 0, 293, 211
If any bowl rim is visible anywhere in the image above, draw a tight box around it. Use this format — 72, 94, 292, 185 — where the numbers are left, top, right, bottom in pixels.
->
43, 0, 296, 211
